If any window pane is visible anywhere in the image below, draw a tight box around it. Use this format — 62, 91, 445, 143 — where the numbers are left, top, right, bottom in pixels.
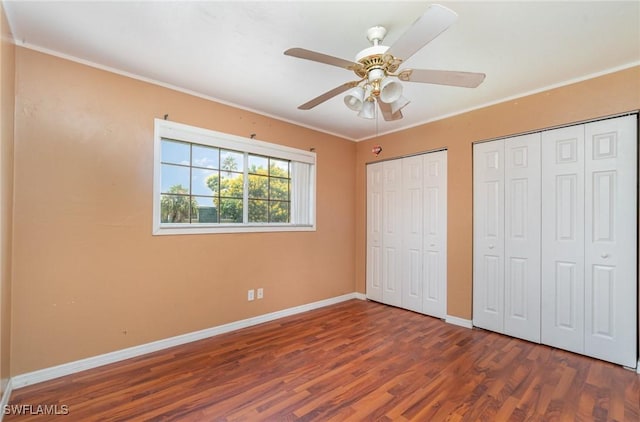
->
219, 198, 243, 223
194, 196, 218, 223
270, 178, 289, 200
161, 139, 190, 165
192, 168, 217, 196
220, 172, 243, 198
192, 145, 219, 169
270, 201, 290, 223
270, 159, 289, 177
249, 199, 268, 223
220, 150, 243, 172
161, 164, 190, 194
248, 155, 268, 175
160, 194, 194, 223
248, 174, 268, 199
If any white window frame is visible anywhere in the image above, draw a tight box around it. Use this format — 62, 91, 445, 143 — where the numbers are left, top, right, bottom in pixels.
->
153, 119, 316, 235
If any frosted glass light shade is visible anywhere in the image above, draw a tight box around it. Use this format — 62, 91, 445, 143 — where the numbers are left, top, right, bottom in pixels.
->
358, 100, 376, 119
344, 87, 365, 111
379, 78, 403, 103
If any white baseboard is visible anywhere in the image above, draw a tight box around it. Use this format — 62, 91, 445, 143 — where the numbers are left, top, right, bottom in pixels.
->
0, 378, 13, 421
353, 292, 367, 300
637, 359, 640, 374
11, 293, 360, 389
445, 315, 473, 329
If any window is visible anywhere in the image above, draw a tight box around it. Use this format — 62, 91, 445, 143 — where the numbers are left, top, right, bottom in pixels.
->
153, 119, 315, 235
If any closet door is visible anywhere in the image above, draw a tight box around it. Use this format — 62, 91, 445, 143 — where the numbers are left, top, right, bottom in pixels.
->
368, 151, 449, 316
541, 125, 586, 355
401, 155, 424, 313
423, 150, 448, 318
503, 134, 541, 343
583, 115, 637, 367
473, 140, 505, 333
366, 162, 384, 302
382, 160, 403, 307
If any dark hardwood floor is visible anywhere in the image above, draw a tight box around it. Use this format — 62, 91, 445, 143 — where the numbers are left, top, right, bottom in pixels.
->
6, 299, 640, 421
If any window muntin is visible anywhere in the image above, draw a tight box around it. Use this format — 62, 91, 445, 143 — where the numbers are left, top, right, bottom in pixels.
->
153, 119, 315, 235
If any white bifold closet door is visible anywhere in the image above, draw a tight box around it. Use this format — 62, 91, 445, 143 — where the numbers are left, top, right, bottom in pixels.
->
401, 155, 424, 312
473, 134, 541, 343
366, 150, 447, 318
422, 152, 448, 317
366, 158, 403, 307
472, 139, 506, 333
541, 115, 637, 367
540, 124, 586, 354
474, 114, 637, 367
366, 162, 383, 302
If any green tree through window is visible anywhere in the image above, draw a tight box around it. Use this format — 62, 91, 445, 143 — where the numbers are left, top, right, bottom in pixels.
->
206, 156, 290, 223
160, 184, 199, 223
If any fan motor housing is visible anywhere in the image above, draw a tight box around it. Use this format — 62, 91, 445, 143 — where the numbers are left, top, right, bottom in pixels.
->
354, 45, 402, 79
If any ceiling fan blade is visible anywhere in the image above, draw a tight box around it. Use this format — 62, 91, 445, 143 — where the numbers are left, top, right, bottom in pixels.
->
400, 69, 486, 88
284, 48, 362, 71
298, 81, 359, 110
386, 4, 458, 62
377, 100, 403, 121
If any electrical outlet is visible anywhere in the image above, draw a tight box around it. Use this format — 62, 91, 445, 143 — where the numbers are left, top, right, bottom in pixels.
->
248, 289, 255, 301
257, 288, 264, 299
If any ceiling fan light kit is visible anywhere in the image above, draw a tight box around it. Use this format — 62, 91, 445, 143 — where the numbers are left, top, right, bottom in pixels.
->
379, 77, 403, 104
284, 4, 486, 122
344, 87, 365, 111
358, 99, 376, 120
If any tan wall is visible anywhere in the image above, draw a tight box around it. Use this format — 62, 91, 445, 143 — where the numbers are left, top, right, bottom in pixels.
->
11, 48, 356, 375
355, 66, 640, 322
0, 2, 15, 394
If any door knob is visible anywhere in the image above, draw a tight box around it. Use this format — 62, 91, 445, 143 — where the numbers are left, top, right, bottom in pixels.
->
601, 253, 609, 259
488, 244, 495, 249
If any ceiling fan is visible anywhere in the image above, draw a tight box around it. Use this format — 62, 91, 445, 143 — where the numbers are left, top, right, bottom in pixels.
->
284, 4, 485, 121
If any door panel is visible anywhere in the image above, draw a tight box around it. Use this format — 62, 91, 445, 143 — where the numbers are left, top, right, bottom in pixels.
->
402, 155, 423, 312
507, 257, 526, 317
584, 115, 637, 367
591, 265, 614, 337
554, 261, 579, 329
483, 255, 501, 313
366, 163, 384, 302
504, 134, 541, 343
541, 125, 585, 354
473, 141, 505, 332
382, 160, 403, 307
423, 150, 447, 318
425, 251, 440, 302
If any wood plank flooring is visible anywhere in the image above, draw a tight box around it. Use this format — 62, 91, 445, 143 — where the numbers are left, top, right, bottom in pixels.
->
6, 300, 640, 421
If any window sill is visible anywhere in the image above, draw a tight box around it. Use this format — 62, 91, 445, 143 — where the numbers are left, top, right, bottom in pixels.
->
152, 223, 316, 236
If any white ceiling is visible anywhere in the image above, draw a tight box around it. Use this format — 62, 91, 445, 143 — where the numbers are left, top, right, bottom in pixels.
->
4, 1, 640, 141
